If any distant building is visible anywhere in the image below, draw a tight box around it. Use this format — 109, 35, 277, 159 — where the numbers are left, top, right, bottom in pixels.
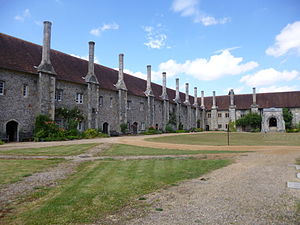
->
1, 21, 299, 141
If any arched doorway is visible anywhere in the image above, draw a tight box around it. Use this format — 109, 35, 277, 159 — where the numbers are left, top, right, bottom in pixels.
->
205, 125, 209, 131
197, 120, 201, 128
132, 122, 138, 135
103, 122, 109, 134
6, 121, 18, 142
269, 117, 277, 127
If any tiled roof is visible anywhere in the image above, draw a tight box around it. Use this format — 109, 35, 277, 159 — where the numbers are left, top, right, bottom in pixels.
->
1, 32, 300, 110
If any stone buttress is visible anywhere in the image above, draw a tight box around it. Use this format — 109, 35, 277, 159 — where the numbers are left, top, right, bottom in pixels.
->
160, 72, 169, 131
184, 83, 191, 130
211, 91, 218, 130
144, 65, 154, 128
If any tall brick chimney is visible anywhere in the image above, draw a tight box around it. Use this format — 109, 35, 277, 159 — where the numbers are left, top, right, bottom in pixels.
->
145, 65, 153, 96
174, 78, 180, 103
37, 21, 56, 74
193, 87, 198, 106
160, 72, 168, 100
201, 91, 205, 108
184, 83, 190, 105
115, 53, 127, 90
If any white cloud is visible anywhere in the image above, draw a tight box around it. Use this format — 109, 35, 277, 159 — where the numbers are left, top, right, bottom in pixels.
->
158, 50, 258, 80
143, 25, 167, 49
266, 21, 300, 57
14, 9, 30, 22
123, 69, 147, 80
90, 23, 119, 37
258, 85, 299, 93
240, 68, 299, 87
70, 54, 100, 64
171, 0, 229, 26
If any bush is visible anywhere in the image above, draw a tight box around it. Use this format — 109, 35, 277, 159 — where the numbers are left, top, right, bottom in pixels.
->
141, 127, 163, 135
283, 108, 293, 129
236, 113, 261, 130
120, 123, 128, 134
194, 128, 203, 132
0, 140, 4, 145
34, 115, 62, 141
175, 130, 187, 133
82, 129, 100, 139
228, 121, 237, 132
165, 125, 176, 133
287, 128, 300, 133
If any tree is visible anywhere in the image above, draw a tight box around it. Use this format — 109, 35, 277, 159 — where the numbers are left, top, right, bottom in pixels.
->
283, 108, 293, 129
236, 113, 262, 130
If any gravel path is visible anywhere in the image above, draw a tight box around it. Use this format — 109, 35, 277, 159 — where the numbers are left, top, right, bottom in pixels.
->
126, 150, 300, 225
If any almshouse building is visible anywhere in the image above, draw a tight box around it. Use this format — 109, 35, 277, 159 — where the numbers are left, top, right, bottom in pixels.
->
1, 21, 300, 141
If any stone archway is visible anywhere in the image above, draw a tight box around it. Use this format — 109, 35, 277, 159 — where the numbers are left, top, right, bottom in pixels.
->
6, 120, 19, 142
261, 108, 285, 133
269, 117, 277, 127
103, 122, 109, 134
132, 122, 138, 135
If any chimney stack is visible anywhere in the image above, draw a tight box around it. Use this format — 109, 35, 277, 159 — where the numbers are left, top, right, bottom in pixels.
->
252, 87, 256, 105
212, 91, 216, 108
174, 78, 180, 103
37, 21, 56, 74
193, 87, 198, 106
184, 83, 190, 105
201, 91, 205, 108
145, 65, 153, 96
115, 53, 127, 90
88, 41, 95, 75
160, 72, 168, 100
229, 89, 234, 106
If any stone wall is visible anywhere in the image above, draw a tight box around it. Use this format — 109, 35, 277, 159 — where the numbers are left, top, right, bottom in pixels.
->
0, 69, 39, 140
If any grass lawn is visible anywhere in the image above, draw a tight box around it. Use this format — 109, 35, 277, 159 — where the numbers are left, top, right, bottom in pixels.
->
99, 144, 249, 156
0, 159, 64, 185
147, 132, 300, 146
6, 158, 230, 225
0, 143, 98, 156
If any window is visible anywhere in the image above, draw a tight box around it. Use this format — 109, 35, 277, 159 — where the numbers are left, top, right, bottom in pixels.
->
141, 122, 145, 130
140, 102, 144, 111
76, 93, 83, 104
218, 113, 222, 118
0, 81, 4, 95
110, 97, 113, 108
241, 114, 245, 118
225, 124, 228, 129
225, 113, 229, 118
218, 124, 222, 129
99, 96, 103, 106
127, 100, 132, 110
55, 89, 63, 101
77, 121, 83, 131
23, 84, 28, 97
207, 113, 211, 118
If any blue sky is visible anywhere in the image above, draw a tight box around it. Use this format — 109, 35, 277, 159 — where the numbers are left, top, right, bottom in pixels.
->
1, 0, 300, 96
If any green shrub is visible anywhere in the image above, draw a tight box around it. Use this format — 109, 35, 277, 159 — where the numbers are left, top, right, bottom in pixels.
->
120, 123, 128, 134
236, 113, 261, 130
283, 108, 293, 129
287, 128, 300, 133
176, 130, 187, 133
0, 140, 4, 145
141, 127, 163, 135
165, 125, 176, 133
228, 121, 237, 132
194, 128, 203, 132
82, 129, 99, 139
178, 122, 184, 130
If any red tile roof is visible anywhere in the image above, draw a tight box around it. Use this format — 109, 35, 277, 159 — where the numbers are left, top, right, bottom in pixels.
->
1, 33, 300, 110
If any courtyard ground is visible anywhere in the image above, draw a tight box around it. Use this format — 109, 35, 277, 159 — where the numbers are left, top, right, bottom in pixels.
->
0, 132, 300, 224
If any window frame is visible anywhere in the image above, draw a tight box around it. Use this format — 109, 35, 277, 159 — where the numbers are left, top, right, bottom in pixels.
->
23, 84, 29, 97
76, 93, 83, 104
0, 81, 4, 96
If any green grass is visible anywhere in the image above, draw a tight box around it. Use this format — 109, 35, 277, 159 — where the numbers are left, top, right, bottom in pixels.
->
6, 158, 230, 225
0, 159, 64, 185
147, 132, 300, 146
0, 143, 98, 156
99, 144, 249, 156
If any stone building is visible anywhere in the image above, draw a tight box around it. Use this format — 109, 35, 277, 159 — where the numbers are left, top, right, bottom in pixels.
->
1, 21, 300, 141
